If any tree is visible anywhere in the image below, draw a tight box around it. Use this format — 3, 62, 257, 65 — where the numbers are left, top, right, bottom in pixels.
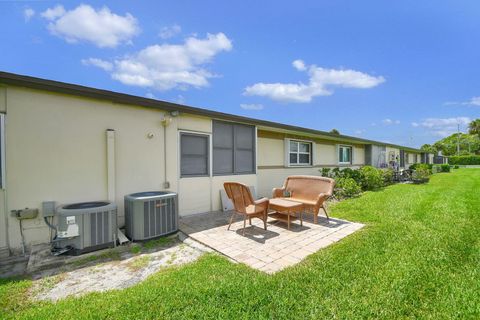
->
420, 144, 436, 154
432, 133, 480, 156
468, 119, 480, 136
330, 129, 340, 135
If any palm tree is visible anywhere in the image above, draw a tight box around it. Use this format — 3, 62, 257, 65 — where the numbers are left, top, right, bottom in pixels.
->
468, 119, 480, 136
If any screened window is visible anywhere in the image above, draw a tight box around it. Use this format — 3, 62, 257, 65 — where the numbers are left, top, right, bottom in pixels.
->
338, 145, 352, 164
212, 121, 255, 175
289, 140, 312, 166
180, 133, 209, 177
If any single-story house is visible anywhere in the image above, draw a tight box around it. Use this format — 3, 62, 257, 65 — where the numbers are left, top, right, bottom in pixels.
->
0, 72, 431, 256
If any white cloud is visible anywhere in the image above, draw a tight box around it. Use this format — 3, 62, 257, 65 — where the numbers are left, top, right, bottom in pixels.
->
382, 118, 400, 125
81, 58, 113, 71
244, 60, 385, 103
145, 92, 157, 99
444, 96, 480, 106
24, 8, 35, 22
412, 117, 471, 137
292, 59, 306, 71
240, 103, 264, 110
41, 5, 65, 20
159, 24, 181, 39
41, 4, 139, 48
354, 129, 366, 135
86, 33, 232, 91
467, 96, 480, 106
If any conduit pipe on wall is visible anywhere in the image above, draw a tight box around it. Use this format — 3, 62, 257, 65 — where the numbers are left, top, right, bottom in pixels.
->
106, 129, 116, 202
161, 111, 178, 189
161, 115, 171, 189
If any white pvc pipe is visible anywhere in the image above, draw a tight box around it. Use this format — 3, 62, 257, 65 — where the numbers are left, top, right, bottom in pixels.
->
106, 129, 116, 202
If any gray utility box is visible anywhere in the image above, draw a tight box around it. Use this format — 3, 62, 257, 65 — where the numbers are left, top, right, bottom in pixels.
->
124, 191, 178, 241
56, 201, 117, 255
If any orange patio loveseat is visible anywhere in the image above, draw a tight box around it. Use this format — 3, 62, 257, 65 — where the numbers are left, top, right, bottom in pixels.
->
272, 175, 335, 223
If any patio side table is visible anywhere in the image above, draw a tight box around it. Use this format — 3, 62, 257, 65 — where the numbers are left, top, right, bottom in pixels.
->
268, 198, 304, 230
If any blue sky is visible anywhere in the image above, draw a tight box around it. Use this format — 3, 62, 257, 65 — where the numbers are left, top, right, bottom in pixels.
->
1, 1, 479, 147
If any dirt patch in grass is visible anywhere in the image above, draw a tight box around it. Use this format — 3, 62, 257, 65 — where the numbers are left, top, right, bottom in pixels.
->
31, 236, 208, 301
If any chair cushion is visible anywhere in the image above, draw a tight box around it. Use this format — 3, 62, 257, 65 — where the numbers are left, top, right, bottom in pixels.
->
279, 197, 316, 206
245, 204, 266, 215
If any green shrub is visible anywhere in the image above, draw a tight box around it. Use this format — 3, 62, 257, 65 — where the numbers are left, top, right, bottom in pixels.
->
448, 155, 480, 165
320, 168, 331, 177
319, 167, 362, 182
413, 163, 432, 174
359, 166, 383, 190
409, 163, 433, 171
381, 168, 394, 185
412, 165, 431, 182
341, 168, 363, 182
440, 164, 451, 172
334, 177, 362, 199
454, 165, 459, 169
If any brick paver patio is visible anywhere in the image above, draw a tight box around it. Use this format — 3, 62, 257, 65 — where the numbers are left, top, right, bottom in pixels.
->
180, 211, 364, 273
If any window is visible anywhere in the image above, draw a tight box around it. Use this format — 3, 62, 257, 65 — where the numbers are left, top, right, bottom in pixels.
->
338, 145, 352, 164
212, 121, 255, 175
288, 140, 312, 166
180, 133, 209, 177
0, 114, 4, 189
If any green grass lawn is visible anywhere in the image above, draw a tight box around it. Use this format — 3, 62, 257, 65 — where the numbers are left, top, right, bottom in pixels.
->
1, 169, 480, 319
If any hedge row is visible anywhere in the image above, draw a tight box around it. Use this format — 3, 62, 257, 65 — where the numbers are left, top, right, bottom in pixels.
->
448, 155, 480, 165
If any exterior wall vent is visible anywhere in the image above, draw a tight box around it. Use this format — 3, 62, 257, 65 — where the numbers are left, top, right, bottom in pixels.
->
124, 191, 178, 241
55, 201, 117, 255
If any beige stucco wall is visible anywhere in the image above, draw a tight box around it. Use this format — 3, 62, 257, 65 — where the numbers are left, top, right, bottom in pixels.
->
257, 135, 365, 168
256, 134, 365, 198
353, 146, 365, 165
316, 144, 337, 165
2, 87, 255, 252
5, 87, 170, 251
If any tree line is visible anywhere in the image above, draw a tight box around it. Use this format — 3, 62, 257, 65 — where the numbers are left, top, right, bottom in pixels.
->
421, 119, 480, 156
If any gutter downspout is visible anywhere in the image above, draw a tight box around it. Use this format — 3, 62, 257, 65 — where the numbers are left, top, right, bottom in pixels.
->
1, 88, 10, 256
106, 129, 117, 247
106, 129, 116, 202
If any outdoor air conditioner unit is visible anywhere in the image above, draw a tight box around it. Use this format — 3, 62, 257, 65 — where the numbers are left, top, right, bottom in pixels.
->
124, 191, 178, 241
55, 201, 118, 255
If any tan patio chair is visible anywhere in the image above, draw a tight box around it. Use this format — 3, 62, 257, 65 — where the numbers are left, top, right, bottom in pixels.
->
224, 182, 269, 235
273, 175, 335, 223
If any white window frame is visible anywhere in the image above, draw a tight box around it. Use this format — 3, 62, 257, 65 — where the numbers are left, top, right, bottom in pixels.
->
286, 138, 313, 167
338, 144, 353, 165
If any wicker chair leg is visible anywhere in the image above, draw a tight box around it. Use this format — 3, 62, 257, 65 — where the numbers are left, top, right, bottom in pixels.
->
322, 205, 330, 220
227, 212, 236, 231
243, 216, 247, 236
249, 217, 252, 225
263, 210, 267, 230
